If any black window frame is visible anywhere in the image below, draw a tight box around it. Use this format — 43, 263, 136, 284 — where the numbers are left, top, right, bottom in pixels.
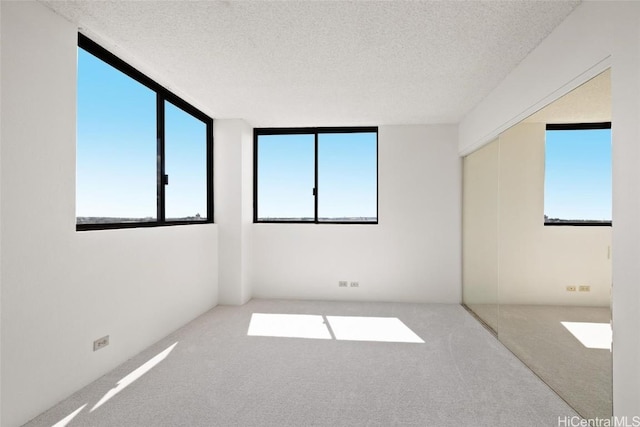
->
544, 122, 612, 227
253, 127, 379, 224
77, 33, 213, 231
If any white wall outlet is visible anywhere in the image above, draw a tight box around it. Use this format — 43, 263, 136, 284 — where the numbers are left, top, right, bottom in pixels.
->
350, 281, 359, 288
338, 281, 348, 287
566, 286, 577, 292
579, 285, 591, 292
93, 335, 109, 351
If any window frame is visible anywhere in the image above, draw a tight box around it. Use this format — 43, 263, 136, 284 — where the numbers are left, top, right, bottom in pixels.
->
544, 121, 612, 227
253, 126, 378, 225
77, 34, 213, 231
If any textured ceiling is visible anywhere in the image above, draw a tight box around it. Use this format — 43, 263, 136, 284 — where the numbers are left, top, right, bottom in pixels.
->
42, 0, 580, 127
525, 69, 611, 124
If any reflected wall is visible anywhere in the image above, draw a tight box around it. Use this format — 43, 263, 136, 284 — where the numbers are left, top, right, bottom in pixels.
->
462, 139, 499, 332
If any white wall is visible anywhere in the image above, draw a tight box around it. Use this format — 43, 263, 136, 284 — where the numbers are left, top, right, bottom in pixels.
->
215, 119, 253, 305
0, 3, 219, 426
0, 1, 4, 420
459, 1, 640, 417
498, 123, 611, 306
253, 125, 461, 303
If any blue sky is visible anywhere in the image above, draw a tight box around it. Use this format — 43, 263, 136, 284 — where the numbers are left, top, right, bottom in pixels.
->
77, 47, 206, 219
317, 132, 377, 219
80, 45, 607, 224
257, 132, 377, 220
257, 134, 315, 219
164, 101, 207, 219
79, 45, 375, 222
545, 128, 612, 221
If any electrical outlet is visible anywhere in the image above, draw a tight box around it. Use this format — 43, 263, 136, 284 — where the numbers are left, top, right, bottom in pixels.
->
579, 285, 591, 292
338, 281, 348, 288
566, 286, 577, 292
93, 335, 109, 351
350, 281, 359, 288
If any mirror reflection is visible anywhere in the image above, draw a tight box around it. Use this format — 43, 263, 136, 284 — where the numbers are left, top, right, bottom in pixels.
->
463, 70, 612, 420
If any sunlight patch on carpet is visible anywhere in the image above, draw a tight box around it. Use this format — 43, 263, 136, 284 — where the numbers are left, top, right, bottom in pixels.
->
327, 316, 425, 343
91, 342, 178, 412
52, 404, 87, 427
561, 321, 611, 350
247, 313, 424, 343
247, 313, 332, 339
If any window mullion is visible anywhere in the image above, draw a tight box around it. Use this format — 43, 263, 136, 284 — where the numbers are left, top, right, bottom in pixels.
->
207, 120, 214, 222
314, 131, 319, 223
157, 95, 166, 223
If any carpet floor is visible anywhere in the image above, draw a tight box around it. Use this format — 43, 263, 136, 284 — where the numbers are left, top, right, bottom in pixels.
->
24, 299, 577, 427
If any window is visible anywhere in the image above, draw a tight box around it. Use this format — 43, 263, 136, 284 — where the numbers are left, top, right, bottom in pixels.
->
254, 127, 378, 223
76, 34, 213, 230
544, 122, 611, 226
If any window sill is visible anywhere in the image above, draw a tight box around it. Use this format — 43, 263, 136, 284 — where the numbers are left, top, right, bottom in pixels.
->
543, 221, 611, 227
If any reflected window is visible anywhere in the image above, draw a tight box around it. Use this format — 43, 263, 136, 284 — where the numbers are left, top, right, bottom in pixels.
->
544, 123, 611, 226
